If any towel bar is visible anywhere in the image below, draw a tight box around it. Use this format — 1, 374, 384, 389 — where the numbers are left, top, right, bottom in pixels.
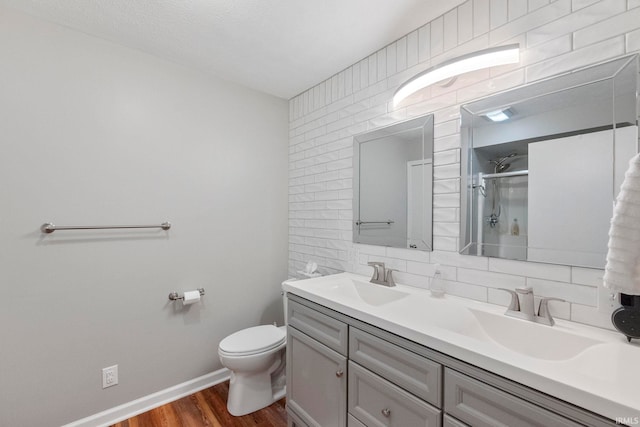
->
41, 222, 171, 234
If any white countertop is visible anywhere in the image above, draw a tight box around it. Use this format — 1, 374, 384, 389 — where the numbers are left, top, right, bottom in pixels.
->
282, 272, 640, 422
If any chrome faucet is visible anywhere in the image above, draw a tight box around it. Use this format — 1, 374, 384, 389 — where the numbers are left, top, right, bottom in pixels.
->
499, 287, 565, 326
367, 262, 396, 287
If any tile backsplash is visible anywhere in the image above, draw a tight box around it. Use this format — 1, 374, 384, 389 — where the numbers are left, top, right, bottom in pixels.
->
288, 0, 640, 330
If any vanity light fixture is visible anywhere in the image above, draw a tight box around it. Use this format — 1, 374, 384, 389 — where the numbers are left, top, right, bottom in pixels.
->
484, 107, 513, 122
393, 44, 520, 107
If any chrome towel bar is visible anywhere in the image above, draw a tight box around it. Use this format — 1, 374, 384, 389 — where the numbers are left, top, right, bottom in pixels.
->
355, 220, 394, 225
40, 222, 171, 234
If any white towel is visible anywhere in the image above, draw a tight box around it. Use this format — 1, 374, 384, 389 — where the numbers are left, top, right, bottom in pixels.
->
604, 153, 640, 295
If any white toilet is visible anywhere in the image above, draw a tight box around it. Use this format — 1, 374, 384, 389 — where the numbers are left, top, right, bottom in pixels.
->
218, 324, 287, 416
218, 269, 320, 416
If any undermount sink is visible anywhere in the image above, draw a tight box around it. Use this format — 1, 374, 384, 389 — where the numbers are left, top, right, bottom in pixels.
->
470, 309, 604, 361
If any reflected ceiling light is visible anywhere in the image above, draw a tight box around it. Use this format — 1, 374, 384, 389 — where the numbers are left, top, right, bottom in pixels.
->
484, 107, 513, 122
393, 44, 520, 107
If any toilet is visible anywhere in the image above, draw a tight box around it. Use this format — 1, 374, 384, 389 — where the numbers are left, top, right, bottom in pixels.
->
218, 324, 287, 416
218, 287, 293, 416
218, 270, 320, 416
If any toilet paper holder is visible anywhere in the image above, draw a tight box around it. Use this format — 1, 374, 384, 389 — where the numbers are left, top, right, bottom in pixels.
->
168, 288, 205, 301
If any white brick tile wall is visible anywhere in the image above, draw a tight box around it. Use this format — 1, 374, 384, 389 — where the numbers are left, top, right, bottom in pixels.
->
528, 0, 550, 12
489, 258, 571, 281
433, 207, 460, 222
474, 0, 492, 36
527, 0, 626, 47
527, 278, 597, 305
573, 5, 640, 49
396, 36, 408, 72
377, 48, 387, 81
418, 24, 431, 63
572, 0, 601, 11
431, 17, 445, 56
458, 1, 474, 44
458, 268, 526, 288
433, 178, 460, 194
490, 0, 571, 45
490, 0, 509, 29
523, 34, 572, 64
289, 3, 640, 330
509, 0, 529, 21
571, 303, 614, 328
627, 27, 640, 51
571, 267, 604, 287
444, 9, 459, 51
447, 280, 489, 301
526, 36, 625, 82
406, 31, 419, 68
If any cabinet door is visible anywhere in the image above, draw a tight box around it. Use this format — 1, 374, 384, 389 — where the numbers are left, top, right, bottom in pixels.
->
287, 326, 347, 427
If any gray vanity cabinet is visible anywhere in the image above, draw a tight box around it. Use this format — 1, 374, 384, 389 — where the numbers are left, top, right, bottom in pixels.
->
286, 294, 617, 427
286, 300, 348, 427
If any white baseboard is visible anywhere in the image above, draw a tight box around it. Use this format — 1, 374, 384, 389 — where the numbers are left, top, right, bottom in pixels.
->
62, 368, 230, 427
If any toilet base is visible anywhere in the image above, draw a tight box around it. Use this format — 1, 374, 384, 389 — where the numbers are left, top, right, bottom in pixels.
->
226, 370, 286, 416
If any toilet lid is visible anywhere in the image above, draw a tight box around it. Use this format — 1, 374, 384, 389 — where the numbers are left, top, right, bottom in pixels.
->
219, 325, 286, 355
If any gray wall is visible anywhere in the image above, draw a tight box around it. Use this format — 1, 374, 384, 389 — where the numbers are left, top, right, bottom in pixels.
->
0, 6, 289, 427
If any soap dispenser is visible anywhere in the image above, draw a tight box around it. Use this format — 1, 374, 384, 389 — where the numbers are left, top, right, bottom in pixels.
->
430, 265, 445, 298
511, 218, 520, 236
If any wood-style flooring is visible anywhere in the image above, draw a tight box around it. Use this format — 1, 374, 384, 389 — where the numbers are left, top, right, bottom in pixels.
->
110, 381, 288, 427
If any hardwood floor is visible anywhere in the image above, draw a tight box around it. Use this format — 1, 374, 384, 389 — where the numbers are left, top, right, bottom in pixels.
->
110, 381, 288, 427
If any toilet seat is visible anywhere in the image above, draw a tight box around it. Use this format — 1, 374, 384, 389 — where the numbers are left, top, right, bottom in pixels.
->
219, 325, 286, 356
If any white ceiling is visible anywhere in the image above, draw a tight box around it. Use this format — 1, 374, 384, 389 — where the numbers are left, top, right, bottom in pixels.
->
0, 0, 465, 99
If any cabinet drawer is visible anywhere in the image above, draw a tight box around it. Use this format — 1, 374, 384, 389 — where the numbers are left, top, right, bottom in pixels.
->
443, 414, 470, 427
349, 361, 441, 427
350, 327, 442, 407
444, 369, 582, 427
288, 299, 348, 355
348, 414, 367, 427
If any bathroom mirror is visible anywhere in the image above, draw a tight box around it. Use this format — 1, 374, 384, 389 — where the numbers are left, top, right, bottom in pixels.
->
354, 114, 434, 250
460, 54, 638, 268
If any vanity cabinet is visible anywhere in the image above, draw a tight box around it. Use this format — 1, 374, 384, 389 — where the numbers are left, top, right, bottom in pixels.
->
286, 294, 617, 427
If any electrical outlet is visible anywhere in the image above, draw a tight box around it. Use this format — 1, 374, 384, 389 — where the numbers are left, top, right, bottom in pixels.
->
102, 365, 118, 389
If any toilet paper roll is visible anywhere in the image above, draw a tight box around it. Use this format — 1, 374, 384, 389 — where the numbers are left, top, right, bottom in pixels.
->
182, 290, 201, 305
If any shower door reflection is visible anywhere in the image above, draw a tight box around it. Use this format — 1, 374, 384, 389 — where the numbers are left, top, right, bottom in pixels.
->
478, 172, 528, 260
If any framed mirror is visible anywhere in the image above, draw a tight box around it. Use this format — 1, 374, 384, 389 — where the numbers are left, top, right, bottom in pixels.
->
460, 54, 639, 268
353, 114, 434, 250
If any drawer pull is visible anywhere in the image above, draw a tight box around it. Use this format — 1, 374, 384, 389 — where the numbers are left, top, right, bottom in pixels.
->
336, 369, 344, 377
381, 408, 391, 417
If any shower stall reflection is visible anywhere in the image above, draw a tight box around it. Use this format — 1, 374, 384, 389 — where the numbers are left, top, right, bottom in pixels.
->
476, 152, 528, 260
